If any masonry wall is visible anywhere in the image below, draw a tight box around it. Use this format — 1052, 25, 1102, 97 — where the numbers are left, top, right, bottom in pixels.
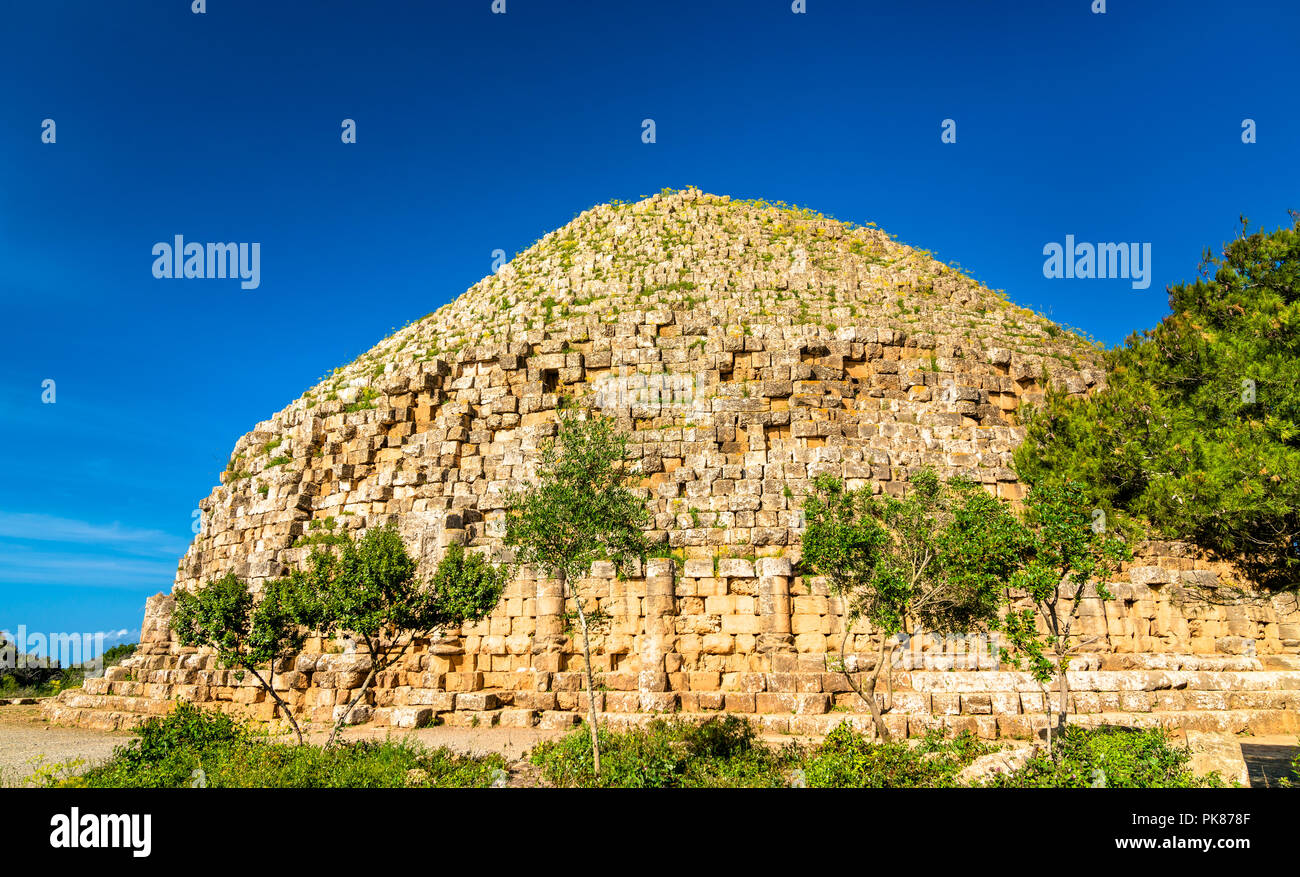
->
50, 539, 1299, 738
42, 191, 1300, 736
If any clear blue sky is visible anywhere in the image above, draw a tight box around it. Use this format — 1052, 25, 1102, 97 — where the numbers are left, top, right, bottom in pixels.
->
2, 0, 1297, 651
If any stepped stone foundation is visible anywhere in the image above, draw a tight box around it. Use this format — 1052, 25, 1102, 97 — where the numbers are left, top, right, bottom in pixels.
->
45, 189, 1300, 737
47, 542, 1300, 737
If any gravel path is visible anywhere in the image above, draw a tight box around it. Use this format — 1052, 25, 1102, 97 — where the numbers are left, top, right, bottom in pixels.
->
0, 704, 131, 787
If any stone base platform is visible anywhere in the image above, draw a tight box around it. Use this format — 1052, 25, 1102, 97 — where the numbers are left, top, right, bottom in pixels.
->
44, 652, 1300, 740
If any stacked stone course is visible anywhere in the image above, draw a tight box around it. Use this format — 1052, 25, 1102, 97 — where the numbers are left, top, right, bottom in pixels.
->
46, 189, 1300, 737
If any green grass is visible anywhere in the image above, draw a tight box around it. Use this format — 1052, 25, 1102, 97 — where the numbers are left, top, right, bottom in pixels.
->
58, 703, 503, 789
531, 715, 799, 788
532, 718, 1227, 789
40, 702, 1233, 789
981, 724, 1227, 788
800, 723, 991, 788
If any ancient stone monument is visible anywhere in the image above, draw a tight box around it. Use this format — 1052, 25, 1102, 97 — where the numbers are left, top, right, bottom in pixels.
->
47, 188, 1300, 737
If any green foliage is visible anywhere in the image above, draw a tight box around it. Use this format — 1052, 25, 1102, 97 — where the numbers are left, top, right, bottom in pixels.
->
505, 414, 651, 582
0, 666, 87, 698
73, 702, 501, 788
683, 713, 757, 760
429, 544, 510, 624
801, 723, 991, 788
292, 516, 347, 548
800, 469, 1022, 639
530, 718, 1221, 789
343, 387, 380, 413
300, 523, 500, 650
1015, 217, 1300, 591
296, 522, 505, 743
506, 413, 650, 773
1000, 480, 1131, 687
172, 572, 309, 742
530, 717, 798, 788
0, 640, 134, 698
987, 725, 1226, 788
172, 573, 308, 674
800, 470, 1026, 740
102, 643, 137, 666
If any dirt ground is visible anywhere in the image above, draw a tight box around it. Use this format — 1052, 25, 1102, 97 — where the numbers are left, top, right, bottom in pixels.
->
2, 701, 1296, 788
0, 702, 566, 787
0, 704, 131, 787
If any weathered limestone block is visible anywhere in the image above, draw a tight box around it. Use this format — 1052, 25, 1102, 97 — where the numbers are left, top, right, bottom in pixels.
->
44, 190, 1300, 738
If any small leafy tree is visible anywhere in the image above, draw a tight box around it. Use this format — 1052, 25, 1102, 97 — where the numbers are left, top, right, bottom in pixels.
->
1000, 480, 1131, 737
171, 573, 310, 744
299, 524, 506, 747
800, 470, 1024, 741
505, 414, 650, 775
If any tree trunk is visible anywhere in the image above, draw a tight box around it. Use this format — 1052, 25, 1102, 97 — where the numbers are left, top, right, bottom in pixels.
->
1036, 680, 1054, 754
328, 664, 377, 749
571, 574, 602, 775
837, 627, 894, 742
247, 665, 304, 746
1055, 654, 1070, 733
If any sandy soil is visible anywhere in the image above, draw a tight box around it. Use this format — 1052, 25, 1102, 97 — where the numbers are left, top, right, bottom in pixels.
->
0, 704, 131, 787
0, 701, 565, 787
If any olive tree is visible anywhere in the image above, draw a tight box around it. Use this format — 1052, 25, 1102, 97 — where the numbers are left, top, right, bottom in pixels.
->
298, 523, 506, 747
1001, 480, 1131, 737
171, 572, 310, 744
800, 469, 1025, 741
505, 414, 650, 775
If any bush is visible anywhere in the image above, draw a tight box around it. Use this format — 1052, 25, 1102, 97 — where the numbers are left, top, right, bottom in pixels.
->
683, 714, 757, 760
1283, 744, 1299, 788
0, 666, 87, 698
987, 725, 1226, 788
801, 723, 991, 788
531, 716, 797, 788
1014, 217, 1300, 592
71, 702, 503, 788
102, 643, 137, 666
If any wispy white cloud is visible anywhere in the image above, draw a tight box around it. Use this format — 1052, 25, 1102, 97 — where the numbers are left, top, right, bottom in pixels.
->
0, 511, 188, 557
0, 627, 142, 659
0, 550, 179, 589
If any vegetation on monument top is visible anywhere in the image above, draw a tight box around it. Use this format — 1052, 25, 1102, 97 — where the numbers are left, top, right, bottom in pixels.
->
271, 186, 1097, 424
0, 641, 138, 700
1015, 215, 1300, 592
